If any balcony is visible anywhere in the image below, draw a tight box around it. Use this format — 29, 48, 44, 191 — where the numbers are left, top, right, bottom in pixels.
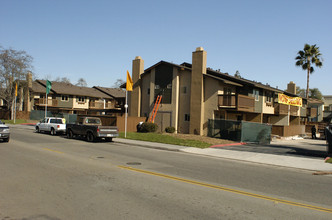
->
275, 103, 288, 115
218, 94, 255, 112
89, 101, 113, 109
275, 104, 299, 116
290, 105, 299, 116
35, 98, 58, 107
307, 107, 317, 117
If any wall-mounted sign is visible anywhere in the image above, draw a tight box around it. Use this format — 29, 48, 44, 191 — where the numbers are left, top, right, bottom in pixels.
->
278, 94, 302, 107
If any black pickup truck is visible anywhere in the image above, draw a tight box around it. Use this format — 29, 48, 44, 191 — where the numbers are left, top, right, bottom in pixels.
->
66, 117, 119, 142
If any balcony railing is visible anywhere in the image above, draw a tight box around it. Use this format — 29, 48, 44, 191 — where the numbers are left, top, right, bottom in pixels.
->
275, 103, 288, 115
89, 101, 114, 109
307, 107, 317, 117
290, 105, 299, 116
35, 98, 58, 107
275, 104, 299, 116
218, 94, 255, 112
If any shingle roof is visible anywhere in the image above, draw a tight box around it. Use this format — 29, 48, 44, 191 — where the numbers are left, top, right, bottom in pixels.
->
143, 61, 302, 97
32, 81, 52, 94
35, 80, 112, 98
93, 86, 125, 98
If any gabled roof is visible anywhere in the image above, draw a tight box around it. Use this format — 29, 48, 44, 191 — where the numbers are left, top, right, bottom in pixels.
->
35, 80, 112, 99
32, 81, 52, 94
143, 61, 302, 97
93, 86, 125, 98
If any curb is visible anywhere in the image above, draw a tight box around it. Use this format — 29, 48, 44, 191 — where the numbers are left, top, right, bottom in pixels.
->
210, 142, 246, 148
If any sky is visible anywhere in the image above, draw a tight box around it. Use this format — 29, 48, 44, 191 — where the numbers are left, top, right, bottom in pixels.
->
1, 0, 331, 95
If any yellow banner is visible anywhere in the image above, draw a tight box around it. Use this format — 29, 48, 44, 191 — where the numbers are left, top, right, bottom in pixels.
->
278, 94, 302, 107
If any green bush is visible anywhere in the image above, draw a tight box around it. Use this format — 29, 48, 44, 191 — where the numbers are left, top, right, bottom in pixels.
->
139, 122, 158, 133
165, 127, 175, 133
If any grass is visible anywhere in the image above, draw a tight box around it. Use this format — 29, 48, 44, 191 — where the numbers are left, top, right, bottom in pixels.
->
2, 119, 29, 124
119, 132, 211, 148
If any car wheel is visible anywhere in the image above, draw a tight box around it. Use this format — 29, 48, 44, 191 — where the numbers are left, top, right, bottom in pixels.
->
36, 126, 40, 133
51, 128, 56, 136
87, 132, 94, 142
3, 137, 9, 142
67, 129, 74, 139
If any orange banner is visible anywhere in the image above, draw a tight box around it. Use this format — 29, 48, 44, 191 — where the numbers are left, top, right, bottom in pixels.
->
278, 94, 302, 107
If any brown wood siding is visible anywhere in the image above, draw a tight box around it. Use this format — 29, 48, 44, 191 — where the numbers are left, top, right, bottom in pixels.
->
237, 94, 255, 112
272, 125, 305, 136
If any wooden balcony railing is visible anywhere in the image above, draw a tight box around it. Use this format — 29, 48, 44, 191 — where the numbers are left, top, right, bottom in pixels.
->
89, 102, 114, 109
218, 94, 255, 112
290, 105, 299, 116
307, 107, 317, 117
275, 104, 299, 116
35, 98, 58, 107
274, 103, 288, 115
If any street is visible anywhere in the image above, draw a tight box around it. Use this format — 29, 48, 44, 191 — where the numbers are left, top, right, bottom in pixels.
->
0, 126, 332, 219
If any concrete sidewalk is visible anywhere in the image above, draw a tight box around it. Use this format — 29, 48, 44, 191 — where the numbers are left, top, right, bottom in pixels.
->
10, 124, 332, 172
115, 138, 332, 172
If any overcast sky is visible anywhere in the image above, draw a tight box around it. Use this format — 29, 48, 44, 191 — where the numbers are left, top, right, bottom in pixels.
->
1, 0, 331, 95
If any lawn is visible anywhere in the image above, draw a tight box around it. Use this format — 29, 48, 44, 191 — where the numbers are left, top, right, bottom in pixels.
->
119, 132, 211, 148
1, 119, 29, 124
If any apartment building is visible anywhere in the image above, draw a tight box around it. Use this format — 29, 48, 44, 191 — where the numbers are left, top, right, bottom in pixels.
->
129, 47, 310, 136
25, 77, 125, 115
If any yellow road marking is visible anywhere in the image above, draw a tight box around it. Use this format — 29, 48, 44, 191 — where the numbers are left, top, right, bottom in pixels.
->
43, 148, 64, 154
118, 165, 332, 214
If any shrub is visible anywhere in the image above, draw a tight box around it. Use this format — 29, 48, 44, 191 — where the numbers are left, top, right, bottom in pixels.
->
139, 122, 158, 133
165, 127, 175, 133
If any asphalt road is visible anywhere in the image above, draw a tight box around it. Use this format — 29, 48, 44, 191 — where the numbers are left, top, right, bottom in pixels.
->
0, 127, 332, 219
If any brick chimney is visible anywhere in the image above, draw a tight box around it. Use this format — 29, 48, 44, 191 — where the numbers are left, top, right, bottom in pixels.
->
189, 47, 207, 135
129, 56, 144, 117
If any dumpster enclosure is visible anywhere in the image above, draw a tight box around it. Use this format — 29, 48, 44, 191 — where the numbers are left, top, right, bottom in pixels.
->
208, 119, 272, 144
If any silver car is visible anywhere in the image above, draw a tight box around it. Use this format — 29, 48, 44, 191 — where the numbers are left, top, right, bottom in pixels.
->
0, 120, 10, 142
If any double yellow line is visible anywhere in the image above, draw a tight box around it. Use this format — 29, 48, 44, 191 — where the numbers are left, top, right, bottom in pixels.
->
119, 165, 332, 214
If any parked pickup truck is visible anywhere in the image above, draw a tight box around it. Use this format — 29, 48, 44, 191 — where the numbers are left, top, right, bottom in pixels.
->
66, 117, 119, 142
35, 117, 66, 135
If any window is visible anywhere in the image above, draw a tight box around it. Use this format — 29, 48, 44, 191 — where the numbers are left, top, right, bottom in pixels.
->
61, 95, 69, 101
77, 96, 85, 102
265, 91, 273, 103
147, 88, 150, 95
253, 89, 259, 101
185, 114, 190, 121
182, 87, 187, 94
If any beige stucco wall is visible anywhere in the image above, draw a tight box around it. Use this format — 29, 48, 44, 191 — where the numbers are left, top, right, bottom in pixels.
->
73, 96, 89, 109
202, 77, 220, 136
262, 96, 274, 114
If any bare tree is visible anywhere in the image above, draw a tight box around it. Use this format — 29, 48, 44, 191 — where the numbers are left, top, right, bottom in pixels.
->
112, 79, 125, 88
76, 78, 87, 87
0, 46, 33, 115
55, 76, 71, 84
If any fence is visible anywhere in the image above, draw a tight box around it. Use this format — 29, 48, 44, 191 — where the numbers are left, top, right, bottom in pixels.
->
208, 119, 272, 144
30, 110, 77, 124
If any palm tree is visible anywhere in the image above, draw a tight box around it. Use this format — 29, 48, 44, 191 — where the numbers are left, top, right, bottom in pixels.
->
295, 44, 323, 99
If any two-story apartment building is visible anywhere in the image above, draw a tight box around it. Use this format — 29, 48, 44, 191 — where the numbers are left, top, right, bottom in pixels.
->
25, 76, 125, 115
128, 47, 307, 136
